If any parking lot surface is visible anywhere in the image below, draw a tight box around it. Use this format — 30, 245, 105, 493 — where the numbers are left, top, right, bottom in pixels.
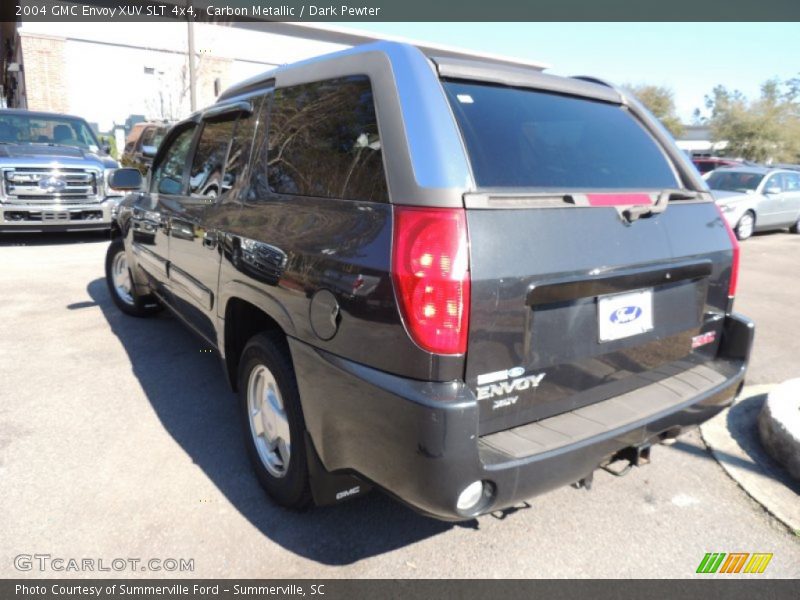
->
1, 231, 799, 578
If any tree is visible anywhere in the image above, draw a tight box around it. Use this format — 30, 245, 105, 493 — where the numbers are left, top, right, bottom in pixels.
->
703, 79, 800, 163
98, 134, 118, 159
624, 84, 684, 137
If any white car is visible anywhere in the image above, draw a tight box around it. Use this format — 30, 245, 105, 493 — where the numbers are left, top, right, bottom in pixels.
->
707, 166, 800, 240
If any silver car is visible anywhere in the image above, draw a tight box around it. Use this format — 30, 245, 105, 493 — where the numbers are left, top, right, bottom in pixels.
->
706, 166, 800, 240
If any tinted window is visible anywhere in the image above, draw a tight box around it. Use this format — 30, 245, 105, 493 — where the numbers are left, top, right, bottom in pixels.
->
265, 76, 387, 202
151, 125, 196, 195
224, 100, 262, 197
245, 94, 273, 204
189, 119, 236, 197
443, 82, 678, 189
706, 170, 765, 193
694, 161, 715, 174
140, 126, 164, 149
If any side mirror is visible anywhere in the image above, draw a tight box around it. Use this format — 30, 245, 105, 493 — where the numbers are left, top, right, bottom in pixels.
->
101, 142, 111, 155
764, 186, 782, 195
108, 168, 143, 191
142, 145, 157, 158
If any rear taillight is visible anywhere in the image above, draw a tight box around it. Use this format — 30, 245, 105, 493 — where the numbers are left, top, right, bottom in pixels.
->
715, 203, 740, 299
392, 206, 470, 355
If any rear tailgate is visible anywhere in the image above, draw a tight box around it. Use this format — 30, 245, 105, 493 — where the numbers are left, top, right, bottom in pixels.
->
465, 199, 732, 434
442, 80, 735, 435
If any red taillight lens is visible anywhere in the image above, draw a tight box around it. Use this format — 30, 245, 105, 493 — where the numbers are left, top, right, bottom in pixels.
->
715, 203, 740, 299
392, 206, 470, 355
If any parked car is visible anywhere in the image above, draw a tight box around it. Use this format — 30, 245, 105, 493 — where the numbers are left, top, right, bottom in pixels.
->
120, 121, 167, 175
706, 166, 800, 240
692, 156, 743, 175
0, 109, 126, 232
104, 41, 752, 521
771, 163, 800, 173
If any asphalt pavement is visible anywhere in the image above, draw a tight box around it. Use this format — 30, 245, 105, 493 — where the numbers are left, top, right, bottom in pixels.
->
1, 230, 798, 578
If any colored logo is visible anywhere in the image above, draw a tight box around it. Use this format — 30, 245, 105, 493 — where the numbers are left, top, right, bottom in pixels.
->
696, 552, 773, 574
610, 305, 642, 324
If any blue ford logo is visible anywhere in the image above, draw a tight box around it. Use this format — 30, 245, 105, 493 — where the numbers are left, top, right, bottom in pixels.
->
610, 306, 642, 324
39, 175, 66, 193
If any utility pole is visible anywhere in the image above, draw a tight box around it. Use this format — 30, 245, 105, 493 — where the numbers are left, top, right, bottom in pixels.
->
187, 3, 196, 112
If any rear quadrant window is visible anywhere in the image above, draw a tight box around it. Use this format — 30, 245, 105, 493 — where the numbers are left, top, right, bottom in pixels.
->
266, 76, 388, 202
189, 118, 237, 198
443, 81, 679, 189
222, 98, 262, 199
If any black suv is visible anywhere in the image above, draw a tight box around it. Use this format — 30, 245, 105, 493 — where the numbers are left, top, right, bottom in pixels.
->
105, 42, 753, 521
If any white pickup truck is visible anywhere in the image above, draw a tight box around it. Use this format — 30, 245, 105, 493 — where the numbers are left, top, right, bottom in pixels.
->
0, 108, 125, 233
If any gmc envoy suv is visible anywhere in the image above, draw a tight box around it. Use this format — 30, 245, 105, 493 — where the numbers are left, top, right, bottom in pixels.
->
104, 42, 753, 521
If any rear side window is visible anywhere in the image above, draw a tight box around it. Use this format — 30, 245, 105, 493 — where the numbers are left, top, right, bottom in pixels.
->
189, 119, 236, 197
443, 81, 678, 189
224, 99, 262, 195
266, 76, 388, 202
784, 172, 800, 191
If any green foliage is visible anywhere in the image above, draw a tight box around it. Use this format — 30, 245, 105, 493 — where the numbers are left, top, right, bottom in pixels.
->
98, 134, 119, 159
624, 84, 684, 138
703, 78, 800, 163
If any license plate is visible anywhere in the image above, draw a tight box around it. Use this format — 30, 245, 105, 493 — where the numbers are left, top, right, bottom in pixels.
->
42, 211, 70, 222
598, 288, 654, 342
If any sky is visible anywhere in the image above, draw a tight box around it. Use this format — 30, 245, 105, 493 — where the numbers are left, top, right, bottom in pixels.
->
338, 22, 800, 122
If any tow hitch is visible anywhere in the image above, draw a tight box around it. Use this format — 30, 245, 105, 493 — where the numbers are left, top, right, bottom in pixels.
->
573, 444, 653, 491
602, 444, 652, 477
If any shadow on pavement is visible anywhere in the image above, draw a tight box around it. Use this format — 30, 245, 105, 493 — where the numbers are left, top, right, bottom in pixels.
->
0, 231, 108, 247
671, 396, 800, 494
86, 277, 478, 565
724, 394, 800, 494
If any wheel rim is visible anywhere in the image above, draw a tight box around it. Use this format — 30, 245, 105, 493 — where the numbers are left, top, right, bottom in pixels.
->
738, 213, 754, 239
247, 364, 291, 478
111, 250, 135, 306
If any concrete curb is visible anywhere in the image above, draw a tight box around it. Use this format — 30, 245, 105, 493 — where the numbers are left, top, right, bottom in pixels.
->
759, 379, 800, 481
700, 385, 800, 534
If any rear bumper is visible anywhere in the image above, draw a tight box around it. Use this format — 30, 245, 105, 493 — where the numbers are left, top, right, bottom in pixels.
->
0, 197, 121, 232
291, 313, 754, 521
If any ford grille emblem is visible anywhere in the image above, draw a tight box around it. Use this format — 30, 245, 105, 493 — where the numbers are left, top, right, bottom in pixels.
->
39, 175, 66, 193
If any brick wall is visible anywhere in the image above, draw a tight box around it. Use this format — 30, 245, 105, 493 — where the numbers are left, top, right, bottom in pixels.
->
19, 33, 68, 113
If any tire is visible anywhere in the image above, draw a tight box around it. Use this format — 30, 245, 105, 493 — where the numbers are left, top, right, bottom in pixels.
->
790, 214, 800, 234
104, 237, 162, 317
735, 211, 755, 241
238, 332, 312, 509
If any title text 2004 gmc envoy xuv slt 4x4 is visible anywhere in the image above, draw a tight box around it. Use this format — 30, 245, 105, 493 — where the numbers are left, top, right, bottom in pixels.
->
104, 42, 753, 521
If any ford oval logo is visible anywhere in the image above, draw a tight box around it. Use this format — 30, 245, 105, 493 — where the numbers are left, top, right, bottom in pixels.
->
39, 175, 66, 193
610, 306, 642, 324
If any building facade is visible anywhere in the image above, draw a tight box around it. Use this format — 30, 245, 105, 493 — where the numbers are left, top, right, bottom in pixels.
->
1, 19, 546, 148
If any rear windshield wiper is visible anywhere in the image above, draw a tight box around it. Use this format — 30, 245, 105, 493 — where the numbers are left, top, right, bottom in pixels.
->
624, 189, 698, 222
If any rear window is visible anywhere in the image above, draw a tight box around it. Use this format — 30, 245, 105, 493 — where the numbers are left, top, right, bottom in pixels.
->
706, 170, 764, 193
443, 81, 678, 189
694, 161, 715, 174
